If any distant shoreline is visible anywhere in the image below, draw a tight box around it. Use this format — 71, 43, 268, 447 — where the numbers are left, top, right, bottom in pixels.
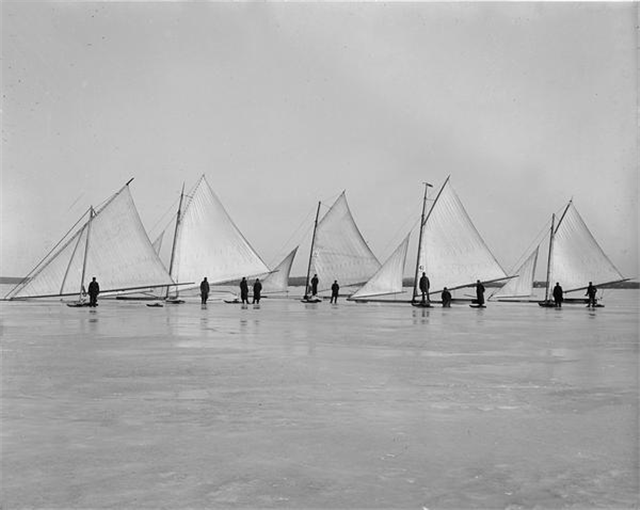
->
2, 275, 637, 289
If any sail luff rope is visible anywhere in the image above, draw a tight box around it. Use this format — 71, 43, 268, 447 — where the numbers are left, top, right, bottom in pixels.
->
59, 223, 87, 295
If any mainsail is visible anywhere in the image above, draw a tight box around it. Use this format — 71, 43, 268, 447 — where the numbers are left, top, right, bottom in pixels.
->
416, 177, 508, 293
262, 247, 298, 294
309, 191, 380, 290
170, 175, 270, 289
548, 201, 625, 293
350, 234, 410, 300
6, 182, 174, 300
490, 247, 539, 299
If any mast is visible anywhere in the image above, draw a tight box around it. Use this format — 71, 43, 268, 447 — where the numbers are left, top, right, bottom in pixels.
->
166, 182, 185, 299
412, 181, 434, 302
544, 201, 572, 301
79, 206, 95, 299
304, 201, 322, 297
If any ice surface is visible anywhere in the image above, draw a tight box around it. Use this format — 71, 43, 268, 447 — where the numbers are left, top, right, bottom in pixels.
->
1, 288, 638, 509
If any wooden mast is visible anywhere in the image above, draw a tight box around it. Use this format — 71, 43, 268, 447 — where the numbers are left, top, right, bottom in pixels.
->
412, 181, 436, 303
304, 201, 322, 298
166, 182, 185, 299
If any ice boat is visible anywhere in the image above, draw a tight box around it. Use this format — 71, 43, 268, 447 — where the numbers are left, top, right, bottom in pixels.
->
490, 200, 629, 306
4, 179, 175, 302
411, 177, 509, 306
301, 191, 380, 302
163, 175, 270, 301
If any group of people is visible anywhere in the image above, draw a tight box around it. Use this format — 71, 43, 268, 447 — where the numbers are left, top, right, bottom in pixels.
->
307, 274, 340, 303
416, 272, 483, 308
85, 275, 600, 309
552, 281, 599, 308
200, 276, 263, 305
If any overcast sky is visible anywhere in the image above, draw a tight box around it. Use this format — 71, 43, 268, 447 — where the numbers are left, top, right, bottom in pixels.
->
2, 1, 637, 280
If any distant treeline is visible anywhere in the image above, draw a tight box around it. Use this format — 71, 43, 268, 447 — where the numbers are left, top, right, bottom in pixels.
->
2, 275, 637, 289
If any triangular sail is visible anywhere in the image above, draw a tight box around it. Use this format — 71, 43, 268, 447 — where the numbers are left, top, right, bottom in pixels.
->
262, 247, 298, 294
171, 175, 270, 287
491, 247, 539, 299
549, 202, 625, 292
311, 192, 380, 289
6, 185, 174, 299
350, 234, 410, 299
418, 178, 507, 293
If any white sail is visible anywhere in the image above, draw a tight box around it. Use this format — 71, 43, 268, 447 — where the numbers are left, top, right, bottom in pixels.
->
418, 178, 507, 293
262, 247, 298, 294
350, 234, 410, 299
491, 247, 539, 299
171, 175, 270, 287
549, 202, 625, 293
311, 191, 380, 289
6, 184, 174, 299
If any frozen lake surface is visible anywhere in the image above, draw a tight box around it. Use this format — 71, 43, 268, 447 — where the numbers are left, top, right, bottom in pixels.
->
2, 288, 638, 509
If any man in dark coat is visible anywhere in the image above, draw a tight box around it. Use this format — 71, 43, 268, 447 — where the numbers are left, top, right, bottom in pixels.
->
330, 280, 340, 304
311, 274, 319, 296
553, 282, 564, 308
240, 277, 249, 304
88, 277, 100, 307
585, 281, 598, 307
475, 280, 485, 306
200, 277, 210, 305
253, 278, 262, 304
419, 272, 430, 304
441, 287, 452, 307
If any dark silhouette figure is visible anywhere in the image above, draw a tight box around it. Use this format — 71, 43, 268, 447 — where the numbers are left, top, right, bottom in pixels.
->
88, 277, 100, 307
200, 277, 210, 305
441, 287, 452, 307
311, 274, 319, 296
240, 277, 249, 304
475, 280, 486, 306
253, 278, 262, 304
419, 272, 430, 304
586, 282, 598, 307
553, 282, 564, 308
330, 280, 339, 304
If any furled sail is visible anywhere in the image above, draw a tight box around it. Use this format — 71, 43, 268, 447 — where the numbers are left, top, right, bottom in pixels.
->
262, 247, 298, 294
171, 175, 270, 288
350, 234, 410, 299
549, 202, 625, 293
6, 183, 174, 299
418, 177, 507, 293
311, 192, 380, 289
490, 247, 539, 299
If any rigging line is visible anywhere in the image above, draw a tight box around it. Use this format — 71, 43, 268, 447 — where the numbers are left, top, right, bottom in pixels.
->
378, 195, 427, 258
266, 209, 314, 268
504, 216, 554, 275
148, 194, 181, 238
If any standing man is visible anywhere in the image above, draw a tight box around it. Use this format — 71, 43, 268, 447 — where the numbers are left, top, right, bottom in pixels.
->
419, 272, 430, 304
253, 278, 262, 304
585, 281, 598, 307
200, 277, 210, 305
330, 280, 340, 304
311, 274, 319, 297
88, 277, 100, 307
553, 282, 564, 308
475, 280, 486, 307
240, 277, 249, 304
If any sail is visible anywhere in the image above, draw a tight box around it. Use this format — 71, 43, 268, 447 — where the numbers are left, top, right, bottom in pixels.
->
350, 234, 410, 299
549, 202, 625, 292
171, 175, 270, 287
418, 178, 507, 293
6, 185, 174, 299
262, 247, 298, 294
311, 192, 380, 289
491, 247, 539, 299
